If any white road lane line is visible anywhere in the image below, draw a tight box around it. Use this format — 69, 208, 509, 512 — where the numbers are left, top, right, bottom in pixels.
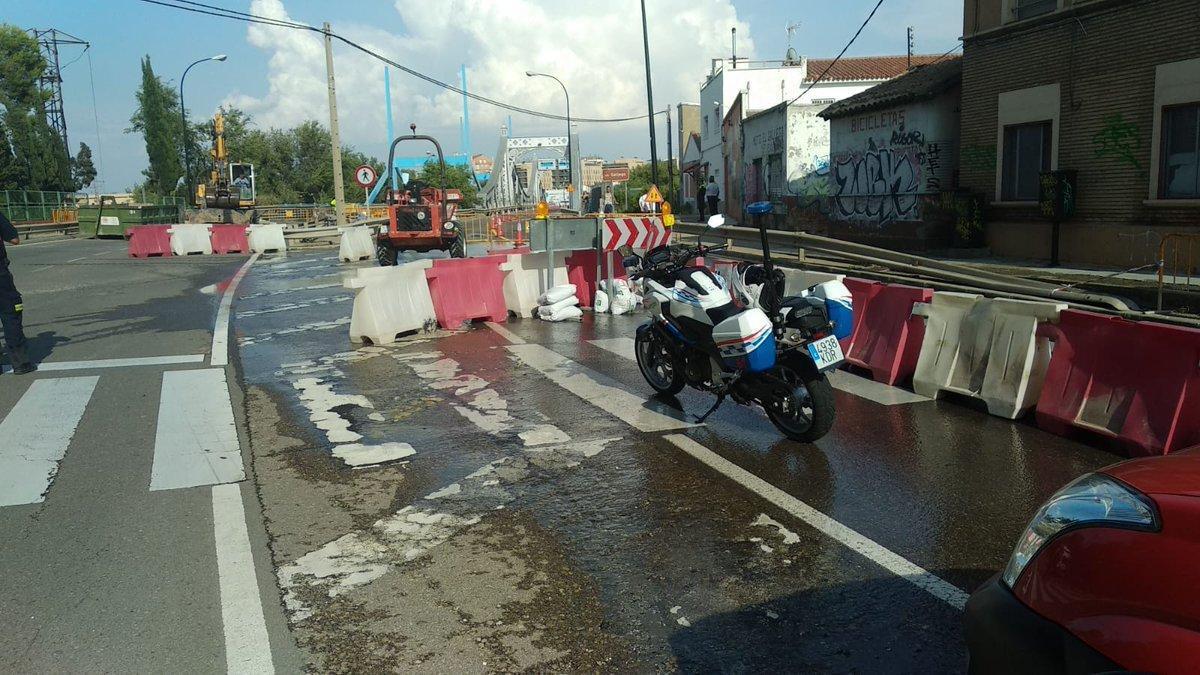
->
211, 483, 275, 674
664, 434, 970, 610
588, 337, 928, 406
150, 369, 244, 491
211, 253, 259, 367
0, 376, 99, 506
36, 354, 207, 372
484, 321, 526, 344
506, 343, 696, 432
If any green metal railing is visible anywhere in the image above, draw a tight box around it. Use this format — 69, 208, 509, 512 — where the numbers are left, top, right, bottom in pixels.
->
0, 190, 77, 223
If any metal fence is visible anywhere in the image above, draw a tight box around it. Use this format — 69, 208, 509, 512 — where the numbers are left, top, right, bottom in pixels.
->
1158, 233, 1200, 310
0, 190, 77, 223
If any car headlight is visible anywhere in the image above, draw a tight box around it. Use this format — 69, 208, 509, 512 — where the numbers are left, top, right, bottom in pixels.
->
1002, 473, 1157, 588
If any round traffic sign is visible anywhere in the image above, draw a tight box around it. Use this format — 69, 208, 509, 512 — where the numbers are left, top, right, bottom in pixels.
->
353, 164, 377, 187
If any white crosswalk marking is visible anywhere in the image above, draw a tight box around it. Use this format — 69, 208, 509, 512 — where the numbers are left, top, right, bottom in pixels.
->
0, 376, 99, 506
506, 343, 696, 432
150, 368, 245, 491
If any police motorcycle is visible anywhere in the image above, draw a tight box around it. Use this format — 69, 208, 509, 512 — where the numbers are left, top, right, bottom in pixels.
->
621, 202, 850, 442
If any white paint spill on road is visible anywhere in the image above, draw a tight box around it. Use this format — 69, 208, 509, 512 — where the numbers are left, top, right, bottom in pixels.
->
239, 317, 350, 346
507, 343, 696, 433
752, 513, 801, 545
333, 442, 416, 468
279, 438, 620, 621
237, 294, 351, 318
150, 369, 245, 491
211, 483, 275, 674
0, 376, 99, 506
292, 376, 372, 444
395, 350, 570, 447
212, 253, 259, 367
664, 434, 970, 610
590, 337, 929, 407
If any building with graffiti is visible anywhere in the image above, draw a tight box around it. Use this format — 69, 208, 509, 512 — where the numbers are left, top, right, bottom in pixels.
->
741, 102, 830, 211
816, 57, 963, 249
960, 0, 1200, 266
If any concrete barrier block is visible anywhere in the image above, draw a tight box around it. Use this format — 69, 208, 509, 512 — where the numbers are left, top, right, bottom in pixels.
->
339, 226, 375, 262
498, 251, 569, 318
167, 223, 213, 255
344, 259, 436, 344
913, 292, 1065, 419
248, 223, 287, 254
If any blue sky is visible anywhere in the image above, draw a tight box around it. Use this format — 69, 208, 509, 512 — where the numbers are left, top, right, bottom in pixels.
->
12, 0, 962, 192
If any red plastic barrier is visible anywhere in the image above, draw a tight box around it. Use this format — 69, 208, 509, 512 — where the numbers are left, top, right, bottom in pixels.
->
425, 256, 509, 329
1036, 310, 1200, 456
126, 225, 173, 258
565, 249, 627, 307
210, 224, 250, 254
841, 278, 931, 385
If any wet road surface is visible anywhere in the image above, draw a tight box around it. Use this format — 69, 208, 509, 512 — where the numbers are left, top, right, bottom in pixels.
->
234, 251, 1121, 672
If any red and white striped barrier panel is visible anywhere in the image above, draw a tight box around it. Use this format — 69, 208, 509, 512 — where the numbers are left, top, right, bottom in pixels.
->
601, 216, 670, 251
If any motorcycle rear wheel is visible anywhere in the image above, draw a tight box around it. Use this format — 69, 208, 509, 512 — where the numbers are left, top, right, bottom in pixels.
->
635, 328, 686, 395
764, 358, 836, 442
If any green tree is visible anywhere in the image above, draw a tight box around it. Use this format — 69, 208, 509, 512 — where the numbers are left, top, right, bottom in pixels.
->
127, 55, 183, 196
72, 142, 97, 189
0, 24, 72, 191
610, 161, 679, 213
416, 159, 478, 208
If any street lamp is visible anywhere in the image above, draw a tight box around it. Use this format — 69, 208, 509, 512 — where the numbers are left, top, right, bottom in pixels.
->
180, 54, 227, 205
526, 71, 574, 210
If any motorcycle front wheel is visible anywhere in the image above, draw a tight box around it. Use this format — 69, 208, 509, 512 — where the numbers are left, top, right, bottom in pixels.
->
635, 327, 686, 395
764, 357, 836, 442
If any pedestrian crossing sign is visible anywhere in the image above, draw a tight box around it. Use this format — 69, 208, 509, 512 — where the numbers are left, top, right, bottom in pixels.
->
645, 184, 663, 204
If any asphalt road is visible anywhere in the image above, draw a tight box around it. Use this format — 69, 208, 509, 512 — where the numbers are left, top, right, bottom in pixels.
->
0, 238, 300, 673
231, 250, 1121, 672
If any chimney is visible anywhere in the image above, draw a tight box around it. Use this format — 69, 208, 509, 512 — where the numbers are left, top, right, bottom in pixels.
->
731, 27, 737, 69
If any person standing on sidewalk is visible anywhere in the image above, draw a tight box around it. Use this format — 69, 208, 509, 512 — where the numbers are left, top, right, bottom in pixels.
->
705, 175, 721, 218
696, 180, 707, 219
0, 210, 36, 375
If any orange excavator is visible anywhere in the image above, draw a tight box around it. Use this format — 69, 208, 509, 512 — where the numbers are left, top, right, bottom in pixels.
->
195, 112, 256, 209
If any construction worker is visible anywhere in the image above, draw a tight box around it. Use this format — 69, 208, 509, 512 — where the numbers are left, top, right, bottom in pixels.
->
0, 209, 35, 375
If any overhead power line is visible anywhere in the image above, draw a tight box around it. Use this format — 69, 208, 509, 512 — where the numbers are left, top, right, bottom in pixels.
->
788, 0, 886, 106
134, 0, 661, 124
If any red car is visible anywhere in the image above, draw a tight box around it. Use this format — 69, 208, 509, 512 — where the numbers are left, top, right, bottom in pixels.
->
967, 448, 1200, 673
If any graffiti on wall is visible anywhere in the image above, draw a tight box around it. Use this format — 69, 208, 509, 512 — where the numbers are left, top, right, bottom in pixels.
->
1092, 113, 1143, 174
830, 145, 923, 225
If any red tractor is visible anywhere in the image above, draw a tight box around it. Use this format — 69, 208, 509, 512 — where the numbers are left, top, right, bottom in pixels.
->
374, 131, 466, 265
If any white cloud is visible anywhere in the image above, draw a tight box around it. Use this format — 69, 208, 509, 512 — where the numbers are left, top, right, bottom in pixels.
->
223, 0, 753, 159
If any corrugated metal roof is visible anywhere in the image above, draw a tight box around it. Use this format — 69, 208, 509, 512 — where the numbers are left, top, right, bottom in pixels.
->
819, 57, 962, 119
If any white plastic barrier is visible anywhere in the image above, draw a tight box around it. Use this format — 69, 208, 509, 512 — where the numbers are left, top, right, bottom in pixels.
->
498, 251, 569, 318
344, 260, 437, 345
248, 223, 287, 254
912, 292, 1066, 419
784, 269, 845, 295
339, 226, 375, 262
167, 223, 213, 255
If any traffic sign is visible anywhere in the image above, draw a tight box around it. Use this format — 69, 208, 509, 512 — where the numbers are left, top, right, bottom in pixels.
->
601, 216, 671, 251
644, 184, 663, 204
353, 164, 377, 188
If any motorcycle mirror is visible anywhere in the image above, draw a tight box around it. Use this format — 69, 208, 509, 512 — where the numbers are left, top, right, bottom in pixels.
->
706, 214, 725, 229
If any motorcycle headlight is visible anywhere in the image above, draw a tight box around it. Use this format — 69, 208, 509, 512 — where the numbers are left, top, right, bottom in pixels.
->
1001, 473, 1157, 588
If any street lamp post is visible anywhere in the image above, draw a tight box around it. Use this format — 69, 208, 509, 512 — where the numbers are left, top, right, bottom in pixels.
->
526, 71, 573, 211
180, 54, 227, 205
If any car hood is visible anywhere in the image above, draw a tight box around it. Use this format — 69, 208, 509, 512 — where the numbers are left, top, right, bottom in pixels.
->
1103, 446, 1200, 498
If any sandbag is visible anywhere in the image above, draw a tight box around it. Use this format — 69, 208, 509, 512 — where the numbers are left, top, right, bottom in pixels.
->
594, 290, 609, 313
539, 305, 583, 322
537, 284, 577, 305
543, 295, 579, 313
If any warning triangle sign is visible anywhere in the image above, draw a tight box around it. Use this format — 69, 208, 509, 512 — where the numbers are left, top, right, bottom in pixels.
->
645, 184, 663, 203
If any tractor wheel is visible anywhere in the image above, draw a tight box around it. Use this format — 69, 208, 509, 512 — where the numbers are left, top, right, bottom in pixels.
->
376, 242, 397, 266
449, 236, 466, 259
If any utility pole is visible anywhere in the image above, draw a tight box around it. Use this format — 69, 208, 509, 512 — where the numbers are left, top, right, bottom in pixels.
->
324, 22, 346, 226
665, 106, 674, 208
639, 0, 659, 187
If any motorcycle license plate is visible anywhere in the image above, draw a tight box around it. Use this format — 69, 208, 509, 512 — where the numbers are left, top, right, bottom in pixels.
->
807, 335, 845, 371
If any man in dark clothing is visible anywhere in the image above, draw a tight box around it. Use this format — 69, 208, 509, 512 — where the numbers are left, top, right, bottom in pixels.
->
696, 181, 707, 219
0, 210, 36, 375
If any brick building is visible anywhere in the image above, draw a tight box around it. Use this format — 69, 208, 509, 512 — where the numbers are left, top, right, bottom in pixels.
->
960, 0, 1200, 266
